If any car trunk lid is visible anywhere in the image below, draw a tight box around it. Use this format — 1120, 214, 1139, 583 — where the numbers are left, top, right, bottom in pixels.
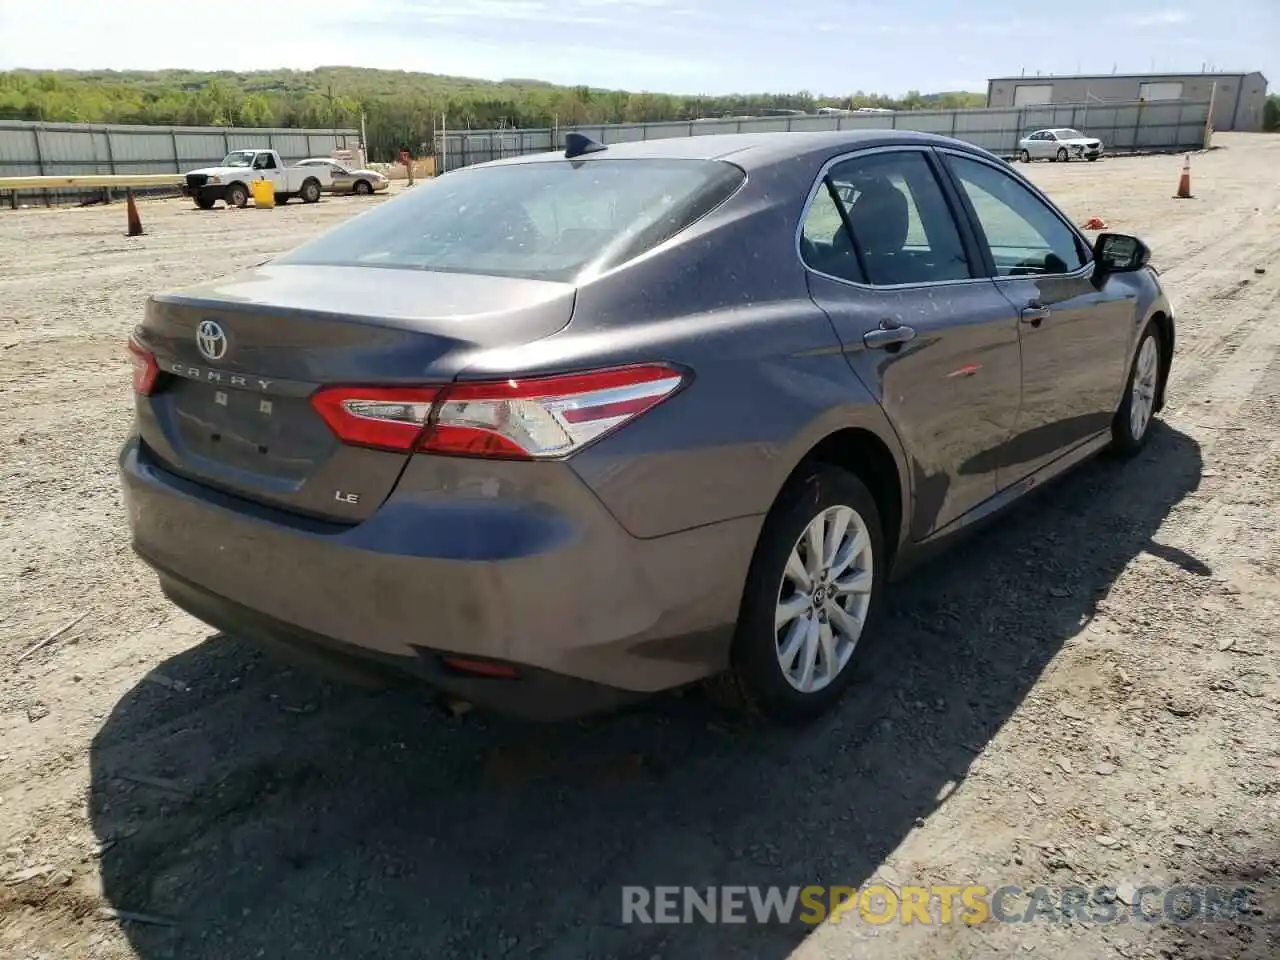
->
134, 263, 575, 523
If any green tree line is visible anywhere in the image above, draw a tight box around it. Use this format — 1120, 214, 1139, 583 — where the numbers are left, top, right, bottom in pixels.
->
1265, 94, 1280, 131
0, 68, 987, 161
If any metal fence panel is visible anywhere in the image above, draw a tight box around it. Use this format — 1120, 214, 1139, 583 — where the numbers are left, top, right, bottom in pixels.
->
0, 120, 358, 205
524, 130, 554, 151
645, 122, 693, 140
225, 131, 272, 151
841, 115, 897, 131
0, 120, 357, 176
175, 132, 227, 163
0, 126, 37, 165
434, 99, 1211, 171
296, 133, 352, 159
784, 116, 834, 132
109, 130, 171, 165
898, 111, 956, 134
604, 125, 647, 143
270, 133, 311, 158
35, 128, 84, 165
689, 120, 739, 136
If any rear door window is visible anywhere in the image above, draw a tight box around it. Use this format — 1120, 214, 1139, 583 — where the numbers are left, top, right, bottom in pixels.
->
802, 150, 973, 287
800, 185, 866, 284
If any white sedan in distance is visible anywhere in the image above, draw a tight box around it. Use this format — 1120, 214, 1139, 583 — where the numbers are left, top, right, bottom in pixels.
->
296, 158, 391, 196
1018, 128, 1104, 163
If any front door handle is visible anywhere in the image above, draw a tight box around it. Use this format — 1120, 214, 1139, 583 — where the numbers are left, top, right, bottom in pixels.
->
862, 324, 917, 349
1020, 305, 1051, 327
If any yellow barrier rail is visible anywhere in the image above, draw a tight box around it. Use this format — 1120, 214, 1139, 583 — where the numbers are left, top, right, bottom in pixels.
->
0, 173, 184, 191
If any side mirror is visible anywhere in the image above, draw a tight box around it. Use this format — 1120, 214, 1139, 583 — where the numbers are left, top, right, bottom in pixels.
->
1093, 233, 1151, 274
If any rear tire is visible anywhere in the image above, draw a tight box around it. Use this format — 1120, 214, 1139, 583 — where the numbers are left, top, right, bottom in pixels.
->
226, 183, 249, 209
1109, 322, 1162, 457
300, 178, 321, 204
709, 464, 887, 724
1020, 149, 1031, 163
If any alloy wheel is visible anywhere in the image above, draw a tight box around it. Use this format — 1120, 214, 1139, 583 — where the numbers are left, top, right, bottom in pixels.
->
774, 505, 874, 694
1129, 335, 1160, 440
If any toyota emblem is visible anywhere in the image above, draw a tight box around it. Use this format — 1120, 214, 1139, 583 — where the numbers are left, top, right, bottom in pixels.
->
196, 320, 228, 361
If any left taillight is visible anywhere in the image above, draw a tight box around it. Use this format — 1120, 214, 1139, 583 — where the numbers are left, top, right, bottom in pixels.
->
309, 363, 687, 459
127, 338, 159, 396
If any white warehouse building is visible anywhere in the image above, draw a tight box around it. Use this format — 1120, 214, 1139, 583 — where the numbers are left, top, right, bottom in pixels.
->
985, 71, 1269, 132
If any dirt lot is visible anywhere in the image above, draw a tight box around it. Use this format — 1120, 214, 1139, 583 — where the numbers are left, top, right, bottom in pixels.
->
2, 136, 1278, 960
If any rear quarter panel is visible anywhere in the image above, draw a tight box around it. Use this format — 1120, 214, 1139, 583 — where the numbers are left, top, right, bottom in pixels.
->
455, 156, 911, 541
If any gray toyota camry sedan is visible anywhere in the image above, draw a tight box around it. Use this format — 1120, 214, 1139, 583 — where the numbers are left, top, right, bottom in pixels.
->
120, 129, 1174, 723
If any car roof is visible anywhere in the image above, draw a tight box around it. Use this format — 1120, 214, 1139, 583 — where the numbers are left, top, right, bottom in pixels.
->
475, 129, 992, 172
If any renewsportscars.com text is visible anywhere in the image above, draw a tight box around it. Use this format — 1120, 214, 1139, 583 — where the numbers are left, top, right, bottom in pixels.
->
621, 884, 1257, 926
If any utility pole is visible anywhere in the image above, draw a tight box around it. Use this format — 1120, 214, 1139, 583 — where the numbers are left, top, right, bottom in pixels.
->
324, 82, 337, 138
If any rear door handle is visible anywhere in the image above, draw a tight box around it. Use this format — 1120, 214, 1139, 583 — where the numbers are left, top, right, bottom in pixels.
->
862, 324, 917, 349
1020, 305, 1051, 327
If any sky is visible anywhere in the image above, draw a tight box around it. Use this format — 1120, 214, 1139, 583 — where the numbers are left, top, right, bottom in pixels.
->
0, 0, 1275, 96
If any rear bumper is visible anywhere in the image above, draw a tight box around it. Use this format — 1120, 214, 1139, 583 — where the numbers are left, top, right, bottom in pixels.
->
119, 437, 761, 718
153, 565, 646, 720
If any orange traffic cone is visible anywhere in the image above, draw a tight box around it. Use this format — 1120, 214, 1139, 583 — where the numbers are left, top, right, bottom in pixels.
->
1174, 154, 1193, 199
125, 188, 144, 236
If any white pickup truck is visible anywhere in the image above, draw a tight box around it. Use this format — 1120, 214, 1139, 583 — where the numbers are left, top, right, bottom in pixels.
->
182, 149, 333, 209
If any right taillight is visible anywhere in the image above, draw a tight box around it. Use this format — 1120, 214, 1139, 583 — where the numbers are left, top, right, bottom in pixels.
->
310, 363, 687, 459
127, 338, 159, 396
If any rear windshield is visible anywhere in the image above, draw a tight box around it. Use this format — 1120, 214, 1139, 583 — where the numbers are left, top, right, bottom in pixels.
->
275, 158, 745, 283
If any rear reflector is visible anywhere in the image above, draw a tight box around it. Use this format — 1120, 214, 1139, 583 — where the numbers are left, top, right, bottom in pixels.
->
310, 364, 686, 459
440, 656, 519, 679
127, 338, 160, 396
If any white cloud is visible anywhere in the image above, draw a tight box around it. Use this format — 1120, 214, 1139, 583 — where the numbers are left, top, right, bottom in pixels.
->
1126, 10, 1191, 27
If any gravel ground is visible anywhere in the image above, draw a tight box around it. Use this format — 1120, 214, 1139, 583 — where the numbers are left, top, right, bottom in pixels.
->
1, 136, 1278, 960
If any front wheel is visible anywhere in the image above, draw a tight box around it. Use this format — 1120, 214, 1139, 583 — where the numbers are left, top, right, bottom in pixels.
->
710, 464, 886, 724
1087, 155, 1099, 162
194, 195, 215, 210
1110, 323, 1162, 456
226, 184, 248, 209
353, 179, 373, 195
1056, 147, 1069, 162
300, 179, 321, 203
